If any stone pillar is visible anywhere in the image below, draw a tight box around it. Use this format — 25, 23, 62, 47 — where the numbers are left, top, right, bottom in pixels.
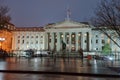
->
81, 32, 85, 50
69, 32, 72, 52
63, 32, 66, 43
45, 33, 48, 50
76, 32, 79, 52
89, 32, 92, 51
78, 32, 81, 49
91, 32, 95, 51
39, 34, 42, 50
51, 32, 54, 51
57, 32, 60, 52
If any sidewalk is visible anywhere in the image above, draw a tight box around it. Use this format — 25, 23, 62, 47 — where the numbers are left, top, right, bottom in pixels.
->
0, 57, 120, 80
87, 58, 120, 74
39, 57, 120, 75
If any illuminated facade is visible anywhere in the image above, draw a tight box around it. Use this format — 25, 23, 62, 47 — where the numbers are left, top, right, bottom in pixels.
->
1, 19, 120, 55
0, 23, 15, 52
12, 27, 45, 54
12, 19, 120, 55
44, 20, 92, 52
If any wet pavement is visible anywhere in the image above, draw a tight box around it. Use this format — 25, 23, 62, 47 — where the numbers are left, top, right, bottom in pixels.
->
0, 57, 120, 80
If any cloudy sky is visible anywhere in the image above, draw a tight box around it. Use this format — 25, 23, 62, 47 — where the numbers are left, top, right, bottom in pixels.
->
3, 0, 100, 27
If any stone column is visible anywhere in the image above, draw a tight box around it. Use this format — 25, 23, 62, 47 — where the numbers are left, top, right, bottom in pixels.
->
78, 32, 81, 49
89, 32, 92, 51
91, 33, 95, 51
81, 32, 85, 50
45, 33, 48, 50
76, 32, 79, 52
39, 33, 41, 50
51, 32, 54, 51
57, 32, 60, 52
69, 32, 72, 52
63, 32, 66, 43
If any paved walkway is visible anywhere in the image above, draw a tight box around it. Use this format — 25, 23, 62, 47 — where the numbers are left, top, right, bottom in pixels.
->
0, 57, 119, 80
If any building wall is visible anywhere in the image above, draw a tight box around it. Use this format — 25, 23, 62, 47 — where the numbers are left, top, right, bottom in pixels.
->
44, 27, 92, 52
10, 21, 120, 55
0, 30, 12, 52
91, 29, 120, 53
12, 31, 45, 51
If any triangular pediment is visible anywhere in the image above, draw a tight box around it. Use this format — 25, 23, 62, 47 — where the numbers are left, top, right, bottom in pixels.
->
55, 20, 82, 27
45, 20, 89, 29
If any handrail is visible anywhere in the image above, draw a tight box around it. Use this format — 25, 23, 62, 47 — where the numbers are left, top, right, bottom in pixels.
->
0, 70, 120, 78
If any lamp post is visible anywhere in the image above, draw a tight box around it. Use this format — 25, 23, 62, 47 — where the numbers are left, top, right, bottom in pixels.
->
0, 37, 5, 49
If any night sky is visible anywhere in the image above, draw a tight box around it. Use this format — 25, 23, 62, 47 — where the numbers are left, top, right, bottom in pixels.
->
3, 0, 100, 27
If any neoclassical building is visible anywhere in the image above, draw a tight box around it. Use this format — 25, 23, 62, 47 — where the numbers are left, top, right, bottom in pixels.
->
0, 19, 119, 55
0, 22, 15, 52
11, 19, 120, 55
12, 27, 45, 54
44, 20, 92, 52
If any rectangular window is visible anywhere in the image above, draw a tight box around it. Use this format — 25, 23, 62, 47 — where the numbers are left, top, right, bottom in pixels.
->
96, 35, 98, 37
36, 36, 38, 38
17, 47, 20, 50
96, 48, 98, 50
36, 41, 38, 44
102, 40, 105, 44
31, 36, 34, 38
22, 40, 24, 44
26, 42, 29, 44
31, 42, 33, 44
55, 39, 57, 43
96, 40, 98, 43
102, 46, 104, 50
18, 40, 20, 43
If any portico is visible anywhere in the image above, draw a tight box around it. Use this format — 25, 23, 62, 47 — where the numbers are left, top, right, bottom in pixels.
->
44, 20, 92, 52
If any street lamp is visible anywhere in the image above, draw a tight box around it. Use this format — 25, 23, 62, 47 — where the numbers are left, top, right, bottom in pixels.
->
0, 37, 5, 49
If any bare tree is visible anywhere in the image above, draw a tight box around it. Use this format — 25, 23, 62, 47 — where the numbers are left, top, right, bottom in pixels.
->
91, 0, 120, 48
0, 0, 11, 29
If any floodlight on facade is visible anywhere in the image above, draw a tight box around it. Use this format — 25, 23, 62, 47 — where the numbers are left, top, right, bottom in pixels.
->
0, 37, 5, 49
0, 38, 5, 41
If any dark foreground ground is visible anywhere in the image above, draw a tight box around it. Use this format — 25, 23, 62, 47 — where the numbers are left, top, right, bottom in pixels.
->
0, 57, 120, 80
